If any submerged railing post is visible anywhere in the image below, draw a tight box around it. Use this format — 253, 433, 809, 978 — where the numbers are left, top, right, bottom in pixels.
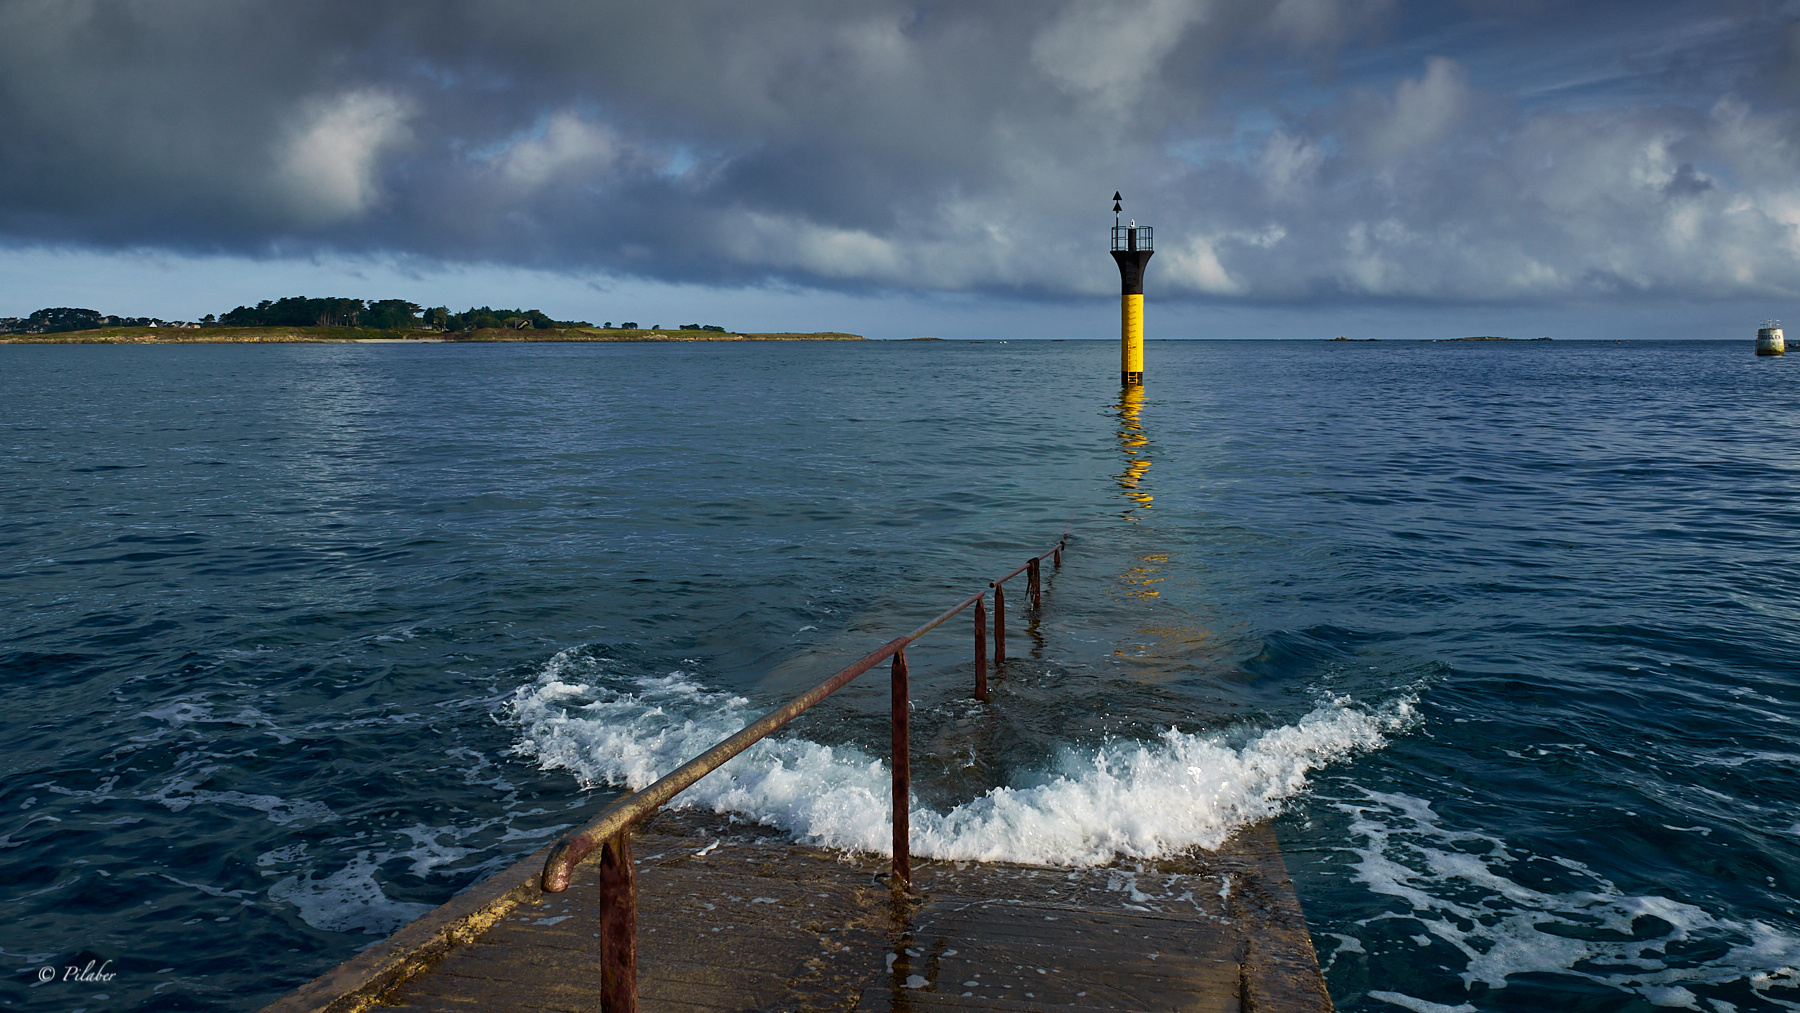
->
1028, 557, 1041, 610
992, 581, 1006, 666
1054, 541, 1062, 569
974, 594, 988, 701
598, 832, 638, 1013
891, 648, 911, 888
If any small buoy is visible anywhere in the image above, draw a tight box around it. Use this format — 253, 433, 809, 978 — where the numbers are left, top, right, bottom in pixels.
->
1756, 320, 1784, 356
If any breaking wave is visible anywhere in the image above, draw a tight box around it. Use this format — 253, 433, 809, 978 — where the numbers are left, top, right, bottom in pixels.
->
507, 648, 1415, 866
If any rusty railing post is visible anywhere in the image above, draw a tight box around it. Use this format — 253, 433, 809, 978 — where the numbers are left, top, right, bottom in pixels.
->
891, 648, 911, 888
1054, 541, 1062, 569
992, 581, 1005, 666
599, 832, 638, 1013
1028, 557, 1041, 610
974, 594, 988, 701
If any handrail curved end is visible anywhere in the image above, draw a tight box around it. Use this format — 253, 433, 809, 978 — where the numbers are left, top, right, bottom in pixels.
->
542, 832, 596, 892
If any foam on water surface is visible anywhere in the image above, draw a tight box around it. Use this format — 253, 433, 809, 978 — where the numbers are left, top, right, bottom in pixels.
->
1334, 789, 1800, 1010
264, 849, 434, 936
508, 648, 1417, 866
1367, 991, 1477, 1013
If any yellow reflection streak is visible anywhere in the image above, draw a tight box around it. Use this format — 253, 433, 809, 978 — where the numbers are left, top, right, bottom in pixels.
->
1109, 387, 1216, 673
1115, 386, 1161, 600
1115, 385, 1152, 518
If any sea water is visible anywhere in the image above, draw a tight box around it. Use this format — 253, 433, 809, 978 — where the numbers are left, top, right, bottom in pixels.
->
2, 338, 1796, 1012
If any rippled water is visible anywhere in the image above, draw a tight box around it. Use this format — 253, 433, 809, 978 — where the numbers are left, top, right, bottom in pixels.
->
3, 339, 1797, 1012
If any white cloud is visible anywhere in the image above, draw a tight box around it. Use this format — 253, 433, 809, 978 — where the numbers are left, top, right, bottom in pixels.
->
1358, 57, 1469, 164
1259, 131, 1323, 199
1262, 0, 1388, 50
1163, 235, 1244, 295
273, 90, 412, 225
499, 112, 624, 189
1031, 0, 1212, 109
722, 211, 910, 282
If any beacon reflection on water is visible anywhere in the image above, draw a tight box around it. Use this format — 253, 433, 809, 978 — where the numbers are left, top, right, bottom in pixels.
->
1113, 390, 1182, 648
1115, 384, 1152, 517
1115, 383, 1164, 604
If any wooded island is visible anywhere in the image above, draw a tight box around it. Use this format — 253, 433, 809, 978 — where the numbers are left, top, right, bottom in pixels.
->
0, 297, 863, 342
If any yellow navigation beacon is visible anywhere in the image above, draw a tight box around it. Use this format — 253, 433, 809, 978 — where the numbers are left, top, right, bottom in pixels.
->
1109, 192, 1154, 386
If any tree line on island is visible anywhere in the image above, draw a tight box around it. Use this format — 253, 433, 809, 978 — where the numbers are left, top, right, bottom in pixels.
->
0, 306, 190, 333
218, 297, 593, 331
1, 297, 729, 334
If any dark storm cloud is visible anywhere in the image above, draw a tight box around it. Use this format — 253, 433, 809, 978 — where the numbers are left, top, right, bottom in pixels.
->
2, 0, 1798, 303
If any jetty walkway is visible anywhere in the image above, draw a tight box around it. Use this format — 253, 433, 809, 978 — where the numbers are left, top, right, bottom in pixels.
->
261, 541, 1333, 1013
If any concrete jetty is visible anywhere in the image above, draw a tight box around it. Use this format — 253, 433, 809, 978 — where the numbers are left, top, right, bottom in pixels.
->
261, 542, 1332, 1013
260, 811, 1332, 1013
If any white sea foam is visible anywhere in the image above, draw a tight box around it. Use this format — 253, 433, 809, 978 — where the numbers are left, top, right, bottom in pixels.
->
1367, 991, 1477, 1013
149, 783, 335, 825
266, 850, 433, 936
1339, 790, 1800, 1009
507, 648, 1415, 866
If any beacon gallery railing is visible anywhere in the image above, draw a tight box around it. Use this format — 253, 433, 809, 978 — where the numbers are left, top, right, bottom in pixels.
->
1111, 223, 1153, 251
539, 538, 1067, 1013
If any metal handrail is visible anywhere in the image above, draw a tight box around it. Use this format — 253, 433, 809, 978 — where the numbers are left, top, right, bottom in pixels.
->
540, 537, 1066, 1013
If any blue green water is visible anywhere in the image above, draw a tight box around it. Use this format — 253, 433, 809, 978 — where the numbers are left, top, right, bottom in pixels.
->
3, 339, 1797, 1011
